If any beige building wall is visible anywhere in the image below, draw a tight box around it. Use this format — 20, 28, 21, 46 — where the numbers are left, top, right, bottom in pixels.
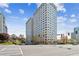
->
26, 3, 57, 44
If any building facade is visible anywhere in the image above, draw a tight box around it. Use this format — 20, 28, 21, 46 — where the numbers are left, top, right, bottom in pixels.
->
57, 33, 71, 44
71, 27, 79, 43
0, 13, 7, 33
26, 18, 33, 44
26, 3, 57, 44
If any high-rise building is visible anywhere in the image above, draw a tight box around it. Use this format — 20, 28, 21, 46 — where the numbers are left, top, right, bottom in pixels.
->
26, 3, 57, 44
71, 27, 79, 43
26, 18, 33, 44
0, 13, 7, 33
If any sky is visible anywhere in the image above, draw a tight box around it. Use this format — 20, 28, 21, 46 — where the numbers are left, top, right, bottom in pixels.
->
0, 3, 79, 37
57, 3, 79, 34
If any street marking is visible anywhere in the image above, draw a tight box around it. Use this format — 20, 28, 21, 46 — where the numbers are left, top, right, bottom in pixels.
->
0, 47, 7, 52
18, 46, 23, 56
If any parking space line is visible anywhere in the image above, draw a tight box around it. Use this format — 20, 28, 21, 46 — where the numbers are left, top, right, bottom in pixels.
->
18, 46, 24, 56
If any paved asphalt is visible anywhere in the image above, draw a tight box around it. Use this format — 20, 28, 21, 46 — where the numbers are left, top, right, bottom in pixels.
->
0, 45, 79, 56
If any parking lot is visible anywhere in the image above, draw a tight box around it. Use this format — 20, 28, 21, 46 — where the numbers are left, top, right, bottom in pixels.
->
0, 45, 79, 56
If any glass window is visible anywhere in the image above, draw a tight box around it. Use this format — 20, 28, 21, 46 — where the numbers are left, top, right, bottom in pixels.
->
75, 31, 78, 34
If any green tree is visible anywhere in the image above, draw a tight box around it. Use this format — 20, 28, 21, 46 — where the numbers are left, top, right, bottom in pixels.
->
0, 33, 9, 43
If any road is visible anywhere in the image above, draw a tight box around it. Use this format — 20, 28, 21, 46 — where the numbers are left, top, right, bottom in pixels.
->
0, 45, 79, 56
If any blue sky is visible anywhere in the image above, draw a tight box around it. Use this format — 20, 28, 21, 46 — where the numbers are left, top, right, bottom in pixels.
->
0, 3, 79, 36
0, 3, 38, 37
57, 3, 79, 34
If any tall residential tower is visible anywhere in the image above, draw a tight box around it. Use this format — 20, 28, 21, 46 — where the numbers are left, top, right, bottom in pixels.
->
0, 13, 7, 33
71, 27, 79, 43
26, 3, 57, 44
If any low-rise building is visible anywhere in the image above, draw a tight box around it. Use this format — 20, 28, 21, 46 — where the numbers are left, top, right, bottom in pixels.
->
57, 33, 71, 40
57, 33, 71, 44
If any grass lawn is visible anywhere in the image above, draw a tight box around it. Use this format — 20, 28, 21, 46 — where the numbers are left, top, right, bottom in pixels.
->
0, 40, 22, 45
0, 42, 14, 45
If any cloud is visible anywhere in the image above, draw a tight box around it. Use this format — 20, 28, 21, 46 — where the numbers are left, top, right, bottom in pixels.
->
9, 16, 19, 19
57, 20, 66, 34
54, 3, 66, 13
57, 16, 67, 23
0, 3, 9, 8
27, 3, 41, 8
0, 3, 11, 14
27, 3, 31, 6
23, 17, 30, 23
57, 16, 67, 34
69, 18, 77, 23
57, 16, 67, 33
24, 17, 27, 21
71, 14, 76, 18
69, 14, 77, 23
36, 3, 66, 12
19, 9, 24, 14
4, 8, 11, 14
36, 3, 41, 8
8, 24, 25, 37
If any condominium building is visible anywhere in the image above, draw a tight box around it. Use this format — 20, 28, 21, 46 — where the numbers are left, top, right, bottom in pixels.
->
0, 13, 7, 33
26, 3, 57, 44
71, 27, 79, 43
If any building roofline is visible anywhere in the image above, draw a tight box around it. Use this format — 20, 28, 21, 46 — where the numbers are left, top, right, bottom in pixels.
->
26, 3, 57, 24
33, 3, 57, 16
26, 17, 32, 24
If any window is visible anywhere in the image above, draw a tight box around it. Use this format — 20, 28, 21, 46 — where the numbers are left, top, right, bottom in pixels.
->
45, 29, 47, 30
3, 16, 5, 20
68, 33, 70, 35
43, 35, 44, 37
38, 34, 40, 37
75, 31, 78, 34
45, 26, 47, 28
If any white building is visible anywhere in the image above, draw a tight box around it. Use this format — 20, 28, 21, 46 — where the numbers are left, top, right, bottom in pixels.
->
0, 13, 7, 33
57, 33, 71, 41
26, 18, 33, 44
57, 34, 61, 40
26, 3, 57, 44
71, 27, 79, 43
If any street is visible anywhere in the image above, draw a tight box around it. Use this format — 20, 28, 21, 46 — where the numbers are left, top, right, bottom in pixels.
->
0, 45, 79, 56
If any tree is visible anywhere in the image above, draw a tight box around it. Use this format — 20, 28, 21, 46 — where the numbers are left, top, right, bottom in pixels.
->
10, 34, 17, 40
19, 34, 25, 43
0, 33, 9, 43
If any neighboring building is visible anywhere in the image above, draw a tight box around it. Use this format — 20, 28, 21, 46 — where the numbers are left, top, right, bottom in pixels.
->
57, 33, 71, 40
71, 27, 79, 43
26, 3, 57, 44
57, 34, 61, 40
26, 18, 33, 44
67, 33, 71, 39
0, 13, 7, 33
57, 33, 71, 44
64, 32, 71, 40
